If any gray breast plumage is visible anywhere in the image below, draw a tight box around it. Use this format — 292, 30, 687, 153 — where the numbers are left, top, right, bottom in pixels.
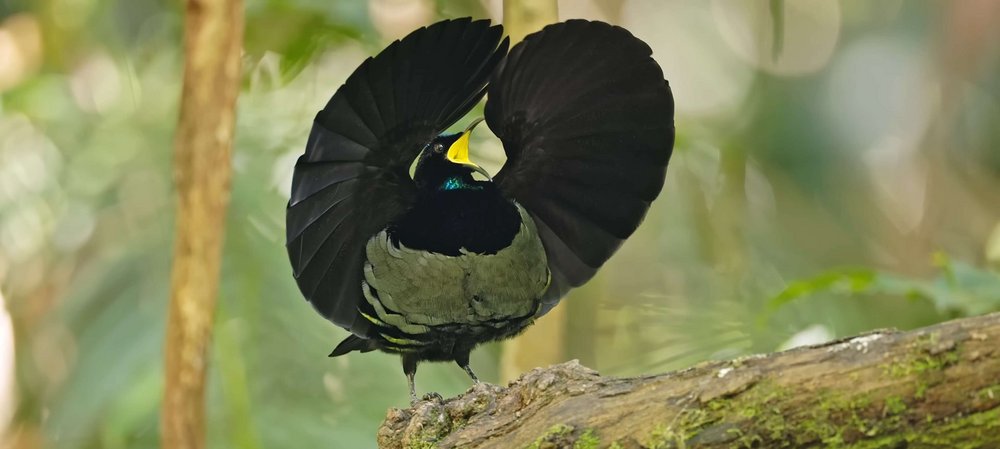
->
360, 204, 549, 337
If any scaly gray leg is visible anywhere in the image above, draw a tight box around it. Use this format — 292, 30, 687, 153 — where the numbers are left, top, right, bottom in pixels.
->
454, 350, 480, 383
403, 354, 419, 405
462, 364, 480, 383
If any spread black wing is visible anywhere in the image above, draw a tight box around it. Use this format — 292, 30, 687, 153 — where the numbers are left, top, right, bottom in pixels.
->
287, 18, 509, 336
485, 20, 675, 315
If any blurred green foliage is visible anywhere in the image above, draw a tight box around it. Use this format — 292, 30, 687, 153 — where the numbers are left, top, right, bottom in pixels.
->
775, 254, 1000, 316
0, 1, 998, 448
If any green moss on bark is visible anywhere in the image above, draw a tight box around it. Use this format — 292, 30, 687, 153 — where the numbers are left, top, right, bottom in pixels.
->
525, 424, 601, 449
634, 340, 995, 449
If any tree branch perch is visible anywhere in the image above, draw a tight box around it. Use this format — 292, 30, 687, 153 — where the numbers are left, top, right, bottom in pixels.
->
378, 312, 1000, 448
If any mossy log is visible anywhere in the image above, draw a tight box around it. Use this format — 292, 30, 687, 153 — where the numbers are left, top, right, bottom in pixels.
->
377, 312, 1000, 449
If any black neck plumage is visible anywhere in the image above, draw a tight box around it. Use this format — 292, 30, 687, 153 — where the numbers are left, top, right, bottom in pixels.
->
388, 183, 521, 256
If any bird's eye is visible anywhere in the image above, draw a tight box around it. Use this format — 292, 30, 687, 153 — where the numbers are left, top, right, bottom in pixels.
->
433, 143, 444, 153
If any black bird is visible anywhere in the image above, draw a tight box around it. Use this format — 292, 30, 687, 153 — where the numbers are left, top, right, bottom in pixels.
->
286, 18, 674, 402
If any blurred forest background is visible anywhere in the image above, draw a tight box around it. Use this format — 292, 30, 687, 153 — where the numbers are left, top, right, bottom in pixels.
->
1, 0, 1000, 448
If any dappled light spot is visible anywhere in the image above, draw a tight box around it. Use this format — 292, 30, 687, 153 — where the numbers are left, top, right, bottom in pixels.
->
623, 0, 754, 117
369, 0, 434, 41
70, 51, 122, 114
0, 14, 41, 93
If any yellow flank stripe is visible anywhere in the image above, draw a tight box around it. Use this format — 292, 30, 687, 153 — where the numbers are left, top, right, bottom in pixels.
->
381, 343, 418, 353
360, 311, 388, 326
380, 333, 425, 347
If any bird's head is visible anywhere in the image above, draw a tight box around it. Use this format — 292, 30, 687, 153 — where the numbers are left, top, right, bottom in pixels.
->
414, 118, 492, 191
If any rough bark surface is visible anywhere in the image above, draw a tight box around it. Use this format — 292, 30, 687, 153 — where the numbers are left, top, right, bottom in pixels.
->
378, 313, 1000, 449
161, 0, 243, 448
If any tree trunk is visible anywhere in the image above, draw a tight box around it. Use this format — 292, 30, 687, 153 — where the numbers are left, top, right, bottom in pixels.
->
499, 0, 566, 384
378, 312, 1000, 449
161, 0, 243, 448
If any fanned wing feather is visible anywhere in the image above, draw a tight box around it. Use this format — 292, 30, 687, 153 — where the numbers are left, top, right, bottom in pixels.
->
287, 18, 509, 334
486, 20, 675, 315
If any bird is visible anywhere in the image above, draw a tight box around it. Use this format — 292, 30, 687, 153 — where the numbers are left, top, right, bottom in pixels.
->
286, 17, 674, 403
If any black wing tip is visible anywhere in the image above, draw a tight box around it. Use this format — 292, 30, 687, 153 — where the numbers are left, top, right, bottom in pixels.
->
410, 16, 502, 38
328, 17, 506, 107
524, 19, 654, 59
498, 34, 511, 53
533, 19, 621, 37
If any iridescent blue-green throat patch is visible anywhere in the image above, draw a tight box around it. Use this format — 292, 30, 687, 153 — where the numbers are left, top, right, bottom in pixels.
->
440, 176, 483, 191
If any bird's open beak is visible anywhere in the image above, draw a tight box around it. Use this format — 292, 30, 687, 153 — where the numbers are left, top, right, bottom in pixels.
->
446, 118, 492, 180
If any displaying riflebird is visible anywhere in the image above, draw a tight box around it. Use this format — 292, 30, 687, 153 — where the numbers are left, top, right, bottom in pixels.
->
286, 18, 674, 402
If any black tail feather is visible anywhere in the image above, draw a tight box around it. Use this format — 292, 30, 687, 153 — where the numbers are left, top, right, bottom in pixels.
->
329, 334, 376, 357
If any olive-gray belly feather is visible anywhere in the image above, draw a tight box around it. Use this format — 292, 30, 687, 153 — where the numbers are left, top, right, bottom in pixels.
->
361, 205, 549, 336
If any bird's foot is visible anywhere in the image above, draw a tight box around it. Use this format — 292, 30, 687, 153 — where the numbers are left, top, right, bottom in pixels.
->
461, 364, 480, 384
408, 391, 443, 406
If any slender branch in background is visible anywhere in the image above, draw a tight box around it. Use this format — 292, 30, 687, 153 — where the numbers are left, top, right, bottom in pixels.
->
498, 0, 563, 383
769, 0, 784, 61
161, 0, 243, 448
